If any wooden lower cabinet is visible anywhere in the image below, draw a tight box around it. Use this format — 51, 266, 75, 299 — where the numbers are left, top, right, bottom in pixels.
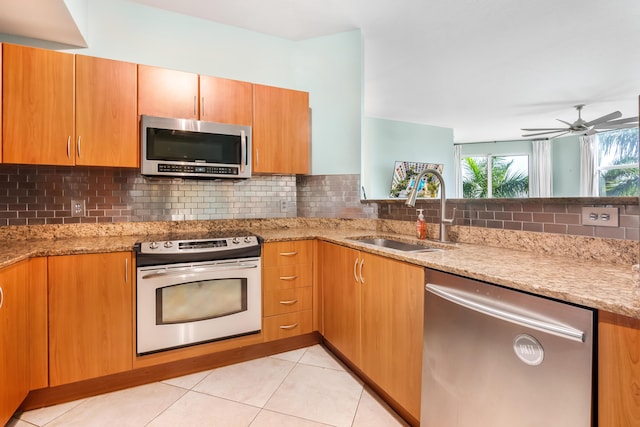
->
28, 258, 48, 391
599, 310, 640, 427
360, 251, 424, 420
262, 240, 315, 342
319, 242, 424, 422
48, 252, 133, 386
0, 260, 30, 426
320, 242, 362, 364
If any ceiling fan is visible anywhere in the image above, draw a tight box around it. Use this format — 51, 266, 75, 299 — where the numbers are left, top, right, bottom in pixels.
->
521, 104, 639, 138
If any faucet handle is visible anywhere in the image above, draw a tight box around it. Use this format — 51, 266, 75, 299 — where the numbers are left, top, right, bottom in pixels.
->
442, 207, 456, 224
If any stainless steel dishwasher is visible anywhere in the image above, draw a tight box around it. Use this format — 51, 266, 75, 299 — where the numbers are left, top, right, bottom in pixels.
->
422, 270, 595, 427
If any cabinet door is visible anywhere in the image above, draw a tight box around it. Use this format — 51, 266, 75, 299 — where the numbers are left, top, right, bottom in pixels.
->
28, 257, 48, 390
252, 84, 310, 174
2, 44, 74, 165
48, 252, 133, 386
361, 253, 424, 420
319, 242, 361, 365
0, 261, 29, 426
200, 75, 252, 125
599, 311, 640, 427
76, 55, 138, 167
138, 64, 199, 119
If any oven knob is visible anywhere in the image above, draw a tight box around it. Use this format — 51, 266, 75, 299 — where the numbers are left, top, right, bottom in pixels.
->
164, 241, 174, 248
149, 242, 159, 250
232, 237, 241, 244
244, 236, 253, 243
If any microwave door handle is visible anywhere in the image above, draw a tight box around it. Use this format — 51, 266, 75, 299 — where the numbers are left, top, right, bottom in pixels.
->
141, 263, 258, 280
240, 130, 247, 173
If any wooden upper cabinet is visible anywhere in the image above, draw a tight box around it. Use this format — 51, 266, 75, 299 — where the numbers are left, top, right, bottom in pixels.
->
2, 44, 75, 165
252, 84, 310, 174
75, 55, 138, 167
138, 65, 253, 126
199, 75, 252, 125
138, 64, 199, 119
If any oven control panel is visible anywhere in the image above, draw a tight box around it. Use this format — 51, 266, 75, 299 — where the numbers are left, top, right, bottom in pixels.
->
137, 236, 260, 254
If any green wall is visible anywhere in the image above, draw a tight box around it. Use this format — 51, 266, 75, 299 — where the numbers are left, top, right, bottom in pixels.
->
363, 117, 454, 200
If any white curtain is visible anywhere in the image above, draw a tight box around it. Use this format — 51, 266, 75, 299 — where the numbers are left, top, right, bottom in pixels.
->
530, 139, 552, 197
579, 134, 599, 197
453, 144, 463, 198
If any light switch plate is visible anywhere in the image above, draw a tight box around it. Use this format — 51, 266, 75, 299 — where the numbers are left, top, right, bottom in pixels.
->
581, 206, 619, 227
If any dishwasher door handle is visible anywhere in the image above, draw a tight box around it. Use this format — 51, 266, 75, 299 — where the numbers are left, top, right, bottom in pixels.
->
426, 283, 586, 343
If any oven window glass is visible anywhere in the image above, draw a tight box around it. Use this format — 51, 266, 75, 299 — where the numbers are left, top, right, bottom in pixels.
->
156, 278, 247, 324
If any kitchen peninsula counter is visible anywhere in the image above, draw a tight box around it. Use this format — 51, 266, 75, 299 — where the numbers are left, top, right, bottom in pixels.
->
0, 218, 637, 319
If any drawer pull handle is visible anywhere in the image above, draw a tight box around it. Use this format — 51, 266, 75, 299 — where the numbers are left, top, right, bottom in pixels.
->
279, 251, 298, 256
280, 275, 298, 281
279, 299, 298, 305
0, 286, 4, 309
279, 323, 299, 330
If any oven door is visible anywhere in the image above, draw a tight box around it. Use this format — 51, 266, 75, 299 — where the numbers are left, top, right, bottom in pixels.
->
136, 257, 261, 355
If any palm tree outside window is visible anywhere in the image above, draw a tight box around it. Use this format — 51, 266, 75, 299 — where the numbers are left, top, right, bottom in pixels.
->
461, 155, 529, 198
597, 128, 639, 196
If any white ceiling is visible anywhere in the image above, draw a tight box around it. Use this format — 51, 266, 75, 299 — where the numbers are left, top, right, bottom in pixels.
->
2, 0, 639, 142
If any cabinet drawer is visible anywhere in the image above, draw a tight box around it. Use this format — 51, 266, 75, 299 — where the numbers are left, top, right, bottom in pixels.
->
263, 310, 312, 341
263, 240, 313, 266
264, 287, 312, 316
263, 264, 312, 291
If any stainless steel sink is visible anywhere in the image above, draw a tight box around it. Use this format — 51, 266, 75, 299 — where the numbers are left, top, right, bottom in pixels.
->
349, 237, 443, 253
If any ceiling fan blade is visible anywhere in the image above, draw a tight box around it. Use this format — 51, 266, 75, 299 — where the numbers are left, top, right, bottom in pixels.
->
521, 127, 568, 131
522, 130, 569, 137
593, 116, 639, 127
584, 111, 622, 127
595, 123, 638, 130
556, 119, 573, 126
549, 131, 570, 139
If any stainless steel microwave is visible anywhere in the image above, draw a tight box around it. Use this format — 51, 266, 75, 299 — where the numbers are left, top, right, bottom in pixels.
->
140, 115, 251, 179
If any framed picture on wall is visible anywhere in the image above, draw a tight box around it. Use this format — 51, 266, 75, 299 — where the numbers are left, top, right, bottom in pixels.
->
389, 161, 444, 198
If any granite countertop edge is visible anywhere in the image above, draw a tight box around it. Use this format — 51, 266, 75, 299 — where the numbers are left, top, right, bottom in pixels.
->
0, 226, 637, 320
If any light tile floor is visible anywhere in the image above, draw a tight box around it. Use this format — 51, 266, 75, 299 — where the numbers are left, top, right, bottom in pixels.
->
10, 345, 408, 427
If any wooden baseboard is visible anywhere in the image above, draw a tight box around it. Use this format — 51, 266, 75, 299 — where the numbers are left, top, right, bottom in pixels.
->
20, 332, 321, 412
322, 339, 419, 427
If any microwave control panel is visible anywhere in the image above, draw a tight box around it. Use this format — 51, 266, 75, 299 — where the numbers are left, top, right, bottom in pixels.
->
157, 163, 239, 176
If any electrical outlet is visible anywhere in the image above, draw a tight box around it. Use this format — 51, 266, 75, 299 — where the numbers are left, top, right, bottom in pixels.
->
71, 199, 86, 217
280, 200, 288, 212
581, 206, 619, 227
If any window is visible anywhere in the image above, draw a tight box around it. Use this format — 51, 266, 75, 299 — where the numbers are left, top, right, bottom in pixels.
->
597, 128, 639, 197
461, 155, 529, 198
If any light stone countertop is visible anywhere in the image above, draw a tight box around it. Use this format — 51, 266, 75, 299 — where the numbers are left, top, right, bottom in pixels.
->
0, 220, 637, 319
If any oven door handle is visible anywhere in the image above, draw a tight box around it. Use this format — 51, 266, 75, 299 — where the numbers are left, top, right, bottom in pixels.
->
141, 263, 258, 280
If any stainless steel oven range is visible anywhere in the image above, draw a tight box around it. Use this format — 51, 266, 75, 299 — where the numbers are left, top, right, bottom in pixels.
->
134, 234, 262, 355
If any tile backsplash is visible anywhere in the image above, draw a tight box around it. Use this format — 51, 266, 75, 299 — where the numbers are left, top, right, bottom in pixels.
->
0, 164, 637, 244
0, 165, 297, 225
379, 197, 639, 241
297, 174, 377, 219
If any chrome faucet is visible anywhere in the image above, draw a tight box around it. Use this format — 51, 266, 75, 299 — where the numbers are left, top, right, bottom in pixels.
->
405, 168, 456, 242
